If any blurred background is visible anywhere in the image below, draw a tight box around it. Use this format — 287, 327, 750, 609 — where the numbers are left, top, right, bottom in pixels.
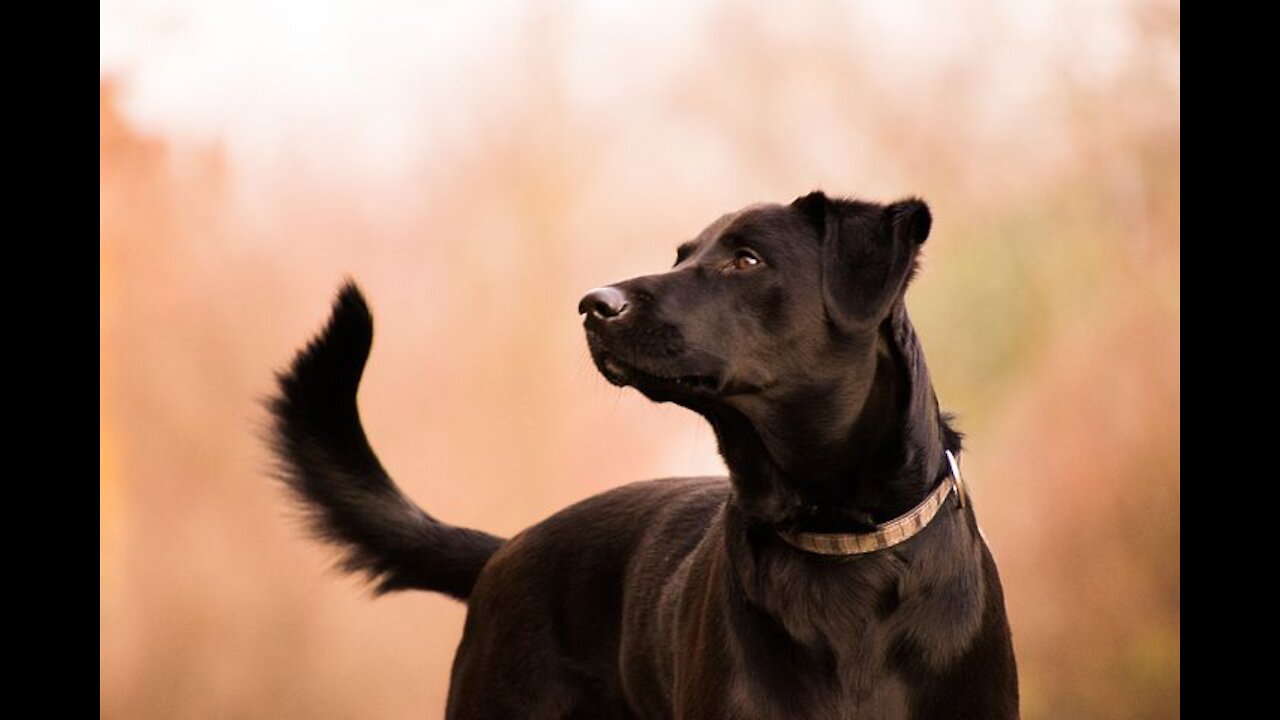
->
100, 1, 1179, 717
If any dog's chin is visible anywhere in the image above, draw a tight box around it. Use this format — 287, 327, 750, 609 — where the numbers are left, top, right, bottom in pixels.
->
591, 352, 723, 404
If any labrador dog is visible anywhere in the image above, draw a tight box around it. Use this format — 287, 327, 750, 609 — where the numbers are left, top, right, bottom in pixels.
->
269, 191, 1019, 718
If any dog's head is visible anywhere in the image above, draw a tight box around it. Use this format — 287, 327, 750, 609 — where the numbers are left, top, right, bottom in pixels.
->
580, 191, 938, 519
580, 191, 930, 410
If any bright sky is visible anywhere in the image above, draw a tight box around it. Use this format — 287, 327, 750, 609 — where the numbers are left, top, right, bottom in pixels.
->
101, 0, 1151, 191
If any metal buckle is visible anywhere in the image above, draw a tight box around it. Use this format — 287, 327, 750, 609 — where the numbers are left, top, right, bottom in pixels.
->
945, 449, 967, 509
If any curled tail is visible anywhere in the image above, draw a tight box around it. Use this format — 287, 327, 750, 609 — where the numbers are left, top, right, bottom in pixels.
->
268, 281, 504, 601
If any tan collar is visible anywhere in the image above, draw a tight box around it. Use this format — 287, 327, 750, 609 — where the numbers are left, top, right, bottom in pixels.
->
776, 450, 969, 556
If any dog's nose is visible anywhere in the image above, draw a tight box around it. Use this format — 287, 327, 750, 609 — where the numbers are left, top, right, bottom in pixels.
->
578, 287, 629, 320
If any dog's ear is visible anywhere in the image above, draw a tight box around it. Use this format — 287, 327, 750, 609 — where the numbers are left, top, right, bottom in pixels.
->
792, 192, 931, 330
793, 190, 830, 233
885, 197, 931, 247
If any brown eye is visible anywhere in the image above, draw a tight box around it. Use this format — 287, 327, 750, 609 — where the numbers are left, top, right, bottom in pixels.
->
731, 249, 762, 270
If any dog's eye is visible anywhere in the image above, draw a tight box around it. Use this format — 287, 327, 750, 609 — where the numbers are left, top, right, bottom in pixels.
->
731, 249, 762, 271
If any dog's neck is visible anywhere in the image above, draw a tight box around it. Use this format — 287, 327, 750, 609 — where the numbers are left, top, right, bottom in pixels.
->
710, 301, 949, 528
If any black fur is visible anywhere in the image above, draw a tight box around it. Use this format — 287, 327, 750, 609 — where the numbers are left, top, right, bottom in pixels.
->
268, 193, 1019, 718
268, 282, 503, 599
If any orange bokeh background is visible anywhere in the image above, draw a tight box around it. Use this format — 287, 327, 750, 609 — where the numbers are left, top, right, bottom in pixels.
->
101, 2, 1179, 717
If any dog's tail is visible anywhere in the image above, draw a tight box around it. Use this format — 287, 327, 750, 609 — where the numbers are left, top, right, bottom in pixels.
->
267, 281, 504, 601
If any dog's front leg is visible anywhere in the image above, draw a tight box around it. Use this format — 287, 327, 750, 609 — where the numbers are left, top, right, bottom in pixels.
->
670, 549, 744, 720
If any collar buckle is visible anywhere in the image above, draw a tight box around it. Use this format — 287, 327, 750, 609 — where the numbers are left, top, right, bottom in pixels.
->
945, 449, 967, 509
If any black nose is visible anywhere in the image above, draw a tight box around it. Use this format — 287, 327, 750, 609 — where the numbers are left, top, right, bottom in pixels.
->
578, 286, 629, 320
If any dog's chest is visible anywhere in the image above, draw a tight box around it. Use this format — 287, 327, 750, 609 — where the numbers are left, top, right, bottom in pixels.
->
730, 602, 912, 719
720, 527, 987, 719
727, 655, 912, 720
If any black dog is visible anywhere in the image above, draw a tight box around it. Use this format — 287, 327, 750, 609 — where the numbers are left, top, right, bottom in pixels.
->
269, 191, 1019, 718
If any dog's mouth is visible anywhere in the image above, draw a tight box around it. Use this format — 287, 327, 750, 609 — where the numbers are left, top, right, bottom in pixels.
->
597, 355, 722, 396
585, 330, 725, 401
